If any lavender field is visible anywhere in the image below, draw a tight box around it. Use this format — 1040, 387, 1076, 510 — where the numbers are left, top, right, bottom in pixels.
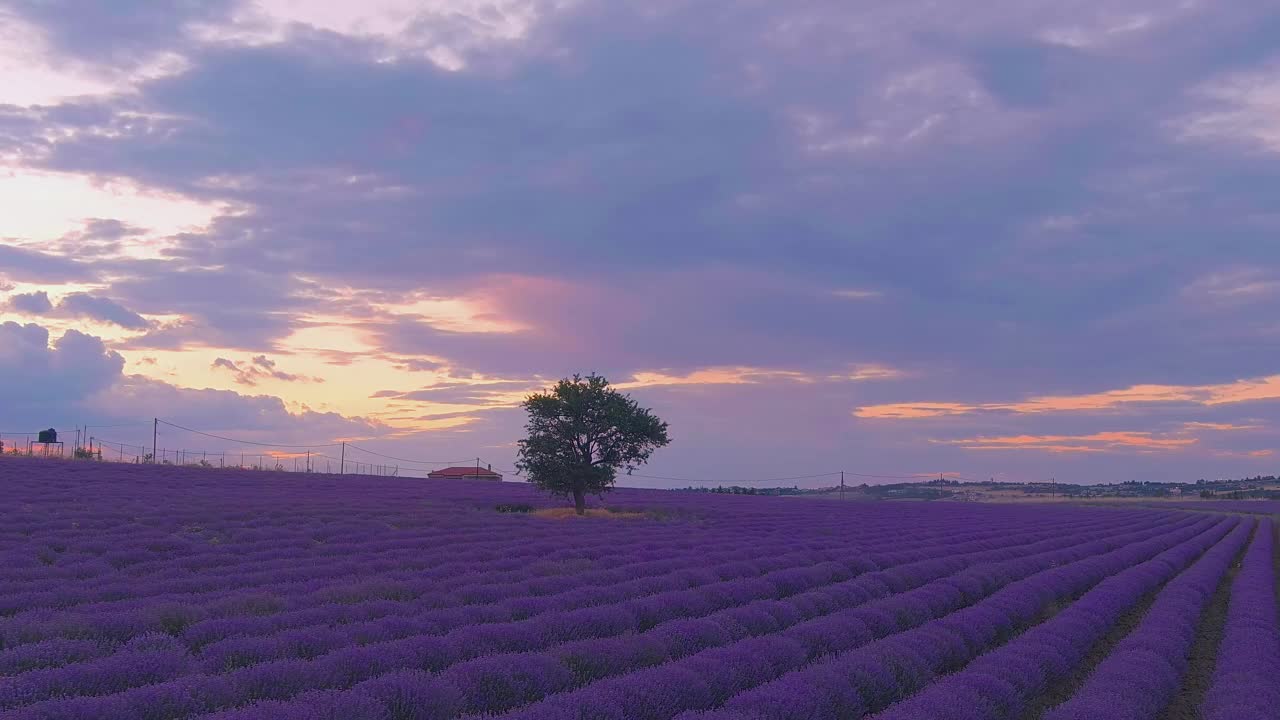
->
1, 459, 1276, 720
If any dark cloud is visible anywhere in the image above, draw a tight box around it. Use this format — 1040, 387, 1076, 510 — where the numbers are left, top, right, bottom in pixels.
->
209, 353, 321, 386
110, 268, 313, 349
0, 245, 97, 284
0, 322, 124, 422
59, 292, 149, 329
4, 288, 149, 328
8, 290, 53, 313
4, 0, 236, 66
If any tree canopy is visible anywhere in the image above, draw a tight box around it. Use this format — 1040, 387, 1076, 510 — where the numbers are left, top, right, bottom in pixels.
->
516, 374, 670, 514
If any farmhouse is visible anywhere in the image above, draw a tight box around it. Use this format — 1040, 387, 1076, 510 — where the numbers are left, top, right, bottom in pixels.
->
427, 465, 503, 481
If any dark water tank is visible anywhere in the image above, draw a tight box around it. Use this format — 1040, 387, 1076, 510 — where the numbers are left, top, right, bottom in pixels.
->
38, 428, 57, 443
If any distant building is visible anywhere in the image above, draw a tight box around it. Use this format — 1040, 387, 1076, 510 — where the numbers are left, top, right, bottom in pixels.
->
427, 465, 503, 481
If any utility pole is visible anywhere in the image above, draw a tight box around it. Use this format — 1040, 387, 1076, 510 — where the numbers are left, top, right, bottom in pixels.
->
340, 442, 345, 475
306, 450, 311, 473
840, 471, 845, 500
75, 426, 81, 457
152, 418, 157, 463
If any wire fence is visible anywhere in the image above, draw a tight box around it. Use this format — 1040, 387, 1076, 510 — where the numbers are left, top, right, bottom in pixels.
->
0, 418, 1009, 488
0, 420, 481, 479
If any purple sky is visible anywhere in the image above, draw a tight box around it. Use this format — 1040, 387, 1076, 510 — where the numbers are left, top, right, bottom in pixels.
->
1, 1, 1279, 486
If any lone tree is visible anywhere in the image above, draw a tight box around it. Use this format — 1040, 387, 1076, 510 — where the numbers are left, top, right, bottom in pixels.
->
516, 373, 670, 515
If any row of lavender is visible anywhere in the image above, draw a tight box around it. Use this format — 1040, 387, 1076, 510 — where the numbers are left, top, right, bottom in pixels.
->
872, 517, 1250, 720
2, 516, 1160, 716
0, 459, 1250, 720
634, 515, 1235, 720
183, 515, 1202, 719
1165, 500, 1280, 515
2, 472, 1115, 660
680, 514, 1273, 720
1200, 519, 1279, 720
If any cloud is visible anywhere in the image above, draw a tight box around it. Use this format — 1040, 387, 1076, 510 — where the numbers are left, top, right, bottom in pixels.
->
8, 291, 53, 314
1178, 59, 1280, 154
209, 354, 322, 386
839, 364, 908, 382
937, 430, 1198, 453
831, 289, 882, 300
58, 293, 149, 329
856, 374, 1280, 419
621, 367, 817, 389
1183, 267, 1280, 305
2, 288, 149, 329
0, 244, 96, 284
0, 322, 124, 418
0, 320, 376, 456
1180, 421, 1260, 431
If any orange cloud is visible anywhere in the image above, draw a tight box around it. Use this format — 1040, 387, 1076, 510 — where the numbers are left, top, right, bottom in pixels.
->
855, 374, 1280, 419
856, 402, 978, 419
836, 364, 907, 382
1180, 421, 1261, 431
961, 444, 1107, 454
371, 295, 530, 334
1212, 448, 1276, 459
937, 431, 1198, 454
620, 367, 816, 388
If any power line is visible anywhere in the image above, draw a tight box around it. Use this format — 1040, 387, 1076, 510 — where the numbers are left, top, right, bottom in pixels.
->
14, 419, 1010, 487
843, 471, 943, 480
343, 442, 470, 466
157, 419, 340, 448
92, 437, 149, 451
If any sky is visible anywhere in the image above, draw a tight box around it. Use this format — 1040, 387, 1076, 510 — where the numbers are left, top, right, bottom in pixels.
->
1, 0, 1279, 486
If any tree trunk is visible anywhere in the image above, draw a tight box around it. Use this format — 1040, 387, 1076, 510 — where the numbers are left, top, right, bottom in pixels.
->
573, 488, 586, 515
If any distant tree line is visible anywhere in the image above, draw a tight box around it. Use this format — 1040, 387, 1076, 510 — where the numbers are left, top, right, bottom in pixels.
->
681, 485, 806, 496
